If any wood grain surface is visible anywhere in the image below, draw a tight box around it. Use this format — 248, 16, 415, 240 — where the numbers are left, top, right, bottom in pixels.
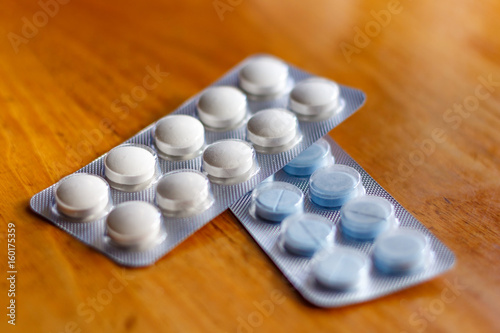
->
1, 0, 499, 332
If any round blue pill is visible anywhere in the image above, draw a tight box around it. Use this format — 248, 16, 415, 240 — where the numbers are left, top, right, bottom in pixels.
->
373, 229, 429, 274
309, 165, 365, 208
282, 213, 333, 257
283, 139, 333, 176
253, 182, 303, 222
312, 248, 369, 290
340, 196, 395, 240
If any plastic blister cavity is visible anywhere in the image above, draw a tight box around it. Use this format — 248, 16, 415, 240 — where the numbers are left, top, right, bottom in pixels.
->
312, 247, 369, 290
154, 115, 205, 159
246, 108, 300, 153
106, 201, 165, 251
251, 181, 303, 222
340, 196, 398, 240
283, 138, 333, 176
289, 78, 342, 120
281, 213, 334, 257
54, 173, 111, 221
196, 86, 247, 130
238, 55, 290, 98
104, 144, 160, 191
373, 229, 431, 275
309, 164, 365, 207
202, 139, 258, 184
156, 170, 214, 217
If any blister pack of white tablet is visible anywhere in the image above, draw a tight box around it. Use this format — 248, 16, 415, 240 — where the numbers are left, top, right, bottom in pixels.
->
230, 136, 455, 307
30, 54, 366, 267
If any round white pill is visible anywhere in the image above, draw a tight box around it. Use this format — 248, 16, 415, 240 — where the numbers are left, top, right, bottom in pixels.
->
247, 108, 298, 148
104, 145, 156, 186
290, 78, 340, 116
55, 173, 110, 219
106, 201, 162, 248
238, 56, 289, 96
341, 196, 396, 240
156, 171, 212, 216
154, 115, 205, 157
196, 86, 247, 129
373, 229, 429, 274
282, 213, 334, 257
202, 140, 255, 179
313, 248, 369, 290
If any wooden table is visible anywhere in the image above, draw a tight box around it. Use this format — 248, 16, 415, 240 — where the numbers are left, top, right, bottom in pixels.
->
1, 0, 499, 332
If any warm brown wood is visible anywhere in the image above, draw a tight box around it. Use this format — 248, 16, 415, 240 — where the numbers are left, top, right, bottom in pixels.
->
1, 0, 499, 332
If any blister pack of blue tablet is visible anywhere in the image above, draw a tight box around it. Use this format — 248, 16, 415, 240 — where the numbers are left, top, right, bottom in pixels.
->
230, 136, 455, 307
30, 54, 366, 267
